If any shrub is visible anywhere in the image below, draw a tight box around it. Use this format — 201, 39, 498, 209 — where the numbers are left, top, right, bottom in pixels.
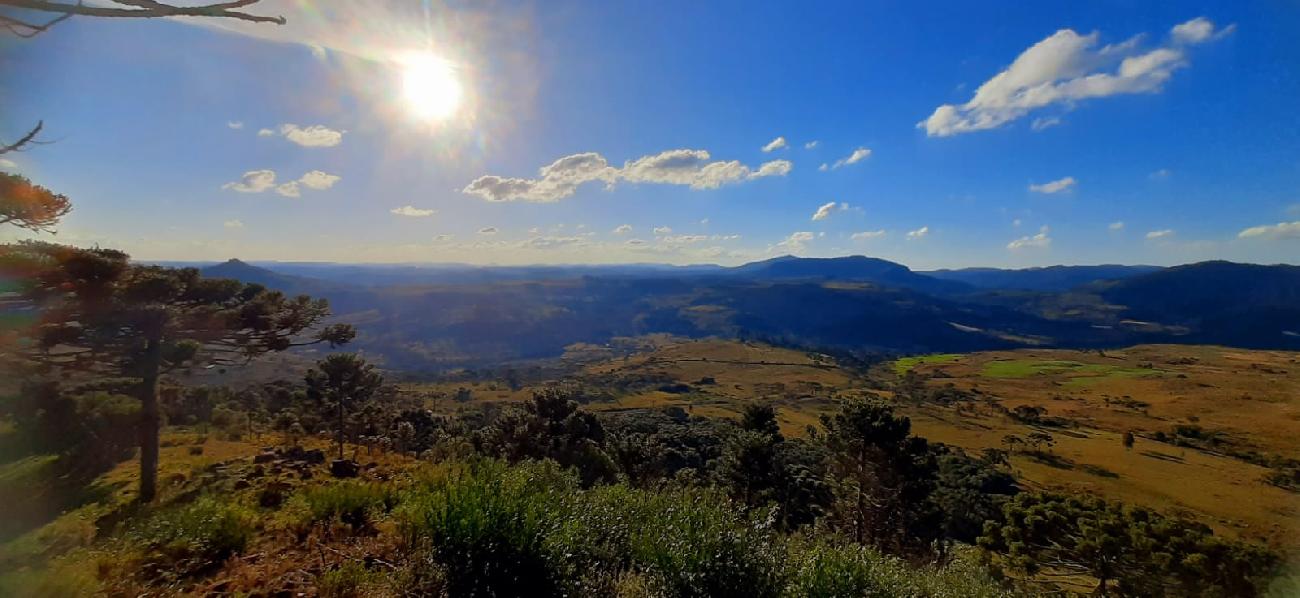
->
126, 495, 255, 576
297, 481, 400, 534
396, 460, 572, 597
786, 540, 1011, 598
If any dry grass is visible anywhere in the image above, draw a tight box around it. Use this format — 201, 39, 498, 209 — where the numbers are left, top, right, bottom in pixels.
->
563, 339, 1300, 552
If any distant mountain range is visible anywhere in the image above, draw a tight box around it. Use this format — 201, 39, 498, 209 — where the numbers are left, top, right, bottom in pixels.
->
194, 256, 1300, 371
925, 264, 1163, 292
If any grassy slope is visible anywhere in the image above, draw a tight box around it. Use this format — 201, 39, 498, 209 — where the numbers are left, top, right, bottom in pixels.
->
533, 339, 1300, 551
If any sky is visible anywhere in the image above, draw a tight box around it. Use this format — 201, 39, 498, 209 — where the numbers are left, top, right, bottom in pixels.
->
1, 0, 1298, 268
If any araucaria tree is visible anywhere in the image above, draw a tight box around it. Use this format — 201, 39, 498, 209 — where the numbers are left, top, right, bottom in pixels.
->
819, 398, 941, 554
305, 353, 383, 460
0, 173, 72, 232
2, 242, 354, 501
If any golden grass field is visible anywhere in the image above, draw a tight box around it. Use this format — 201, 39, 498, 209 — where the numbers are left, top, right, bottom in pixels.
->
492, 338, 1300, 551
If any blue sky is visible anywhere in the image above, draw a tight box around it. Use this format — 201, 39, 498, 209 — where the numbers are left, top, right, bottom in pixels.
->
1, 0, 1298, 268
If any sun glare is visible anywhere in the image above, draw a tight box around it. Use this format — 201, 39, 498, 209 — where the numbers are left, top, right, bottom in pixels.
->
400, 53, 463, 121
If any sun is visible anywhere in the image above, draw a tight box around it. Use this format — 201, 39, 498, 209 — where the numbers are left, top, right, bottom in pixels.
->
400, 53, 463, 122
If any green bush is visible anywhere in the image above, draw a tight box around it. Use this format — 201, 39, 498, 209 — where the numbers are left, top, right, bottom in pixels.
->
126, 495, 255, 575
396, 460, 572, 597
298, 481, 400, 533
786, 540, 1011, 597
397, 460, 790, 598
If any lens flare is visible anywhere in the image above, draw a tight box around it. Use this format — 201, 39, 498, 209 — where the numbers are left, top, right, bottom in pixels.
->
400, 53, 462, 121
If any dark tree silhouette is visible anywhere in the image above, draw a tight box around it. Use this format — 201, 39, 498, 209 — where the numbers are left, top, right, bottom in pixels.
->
0, 172, 72, 232
304, 353, 384, 461
980, 492, 1279, 596
2, 242, 354, 501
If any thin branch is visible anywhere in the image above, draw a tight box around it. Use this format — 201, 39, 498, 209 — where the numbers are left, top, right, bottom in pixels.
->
0, 0, 285, 25
0, 120, 44, 155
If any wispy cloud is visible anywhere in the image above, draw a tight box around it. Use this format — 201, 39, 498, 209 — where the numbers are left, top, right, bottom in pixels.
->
1031, 116, 1062, 131
1007, 226, 1051, 250
653, 226, 673, 235
906, 226, 930, 240
223, 219, 245, 229
803, 140, 819, 149
1146, 229, 1174, 240
811, 201, 838, 221
827, 147, 871, 170
1029, 176, 1077, 194
227, 121, 244, 130
223, 169, 341, 197
222, 170, 278, 194
1237, 221, 1300, 240
1149, 168, 1172, 179
761, 136, 787, 152
851, 230, 886, 240
391, 205, 436, 217
775, 231, 815, 252
478, 226, 498, 235
0, 158, 17, 169
463, 149, 792, 202
1109, 221, 1125, 231
613, 224, 632, 234
919, 17, 1233, 136
260, 123, 345, 147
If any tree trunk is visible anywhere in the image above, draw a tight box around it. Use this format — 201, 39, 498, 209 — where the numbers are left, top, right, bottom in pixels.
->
336, 395, 345, 460
137, 339, 162, 502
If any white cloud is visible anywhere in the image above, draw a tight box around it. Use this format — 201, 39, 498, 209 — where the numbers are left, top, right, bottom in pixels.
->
1146, 229, 1174, 239
851, 230, 886, 240
222, 169, 278, 193
1031, 116, 1062, 131
478, 226, 498, 235
527, 227, 541, 235
1007, 226, 1051, 250
1149, 168, 1172, 179
463, 152, 618, 203
1029, 176, 1077, 194
0, 158, 16, 169
257, 128, 274, 137
660, 234, 708, 244
811, 201, 838, 221
1172, 17, 1234, 44
775, 231, 815, 252
521, 235, 588, 249
761, 136, 787, 152
804, 140, 819, 149
625, 238, 648, 246
1109, 221, 1125, 231
613, 224, 633, 234
828, 147, 871, 170
463, 149, 791, 202
818, 163, 829, 172
1012, 218, 1023, 227
919, 17, 1232, 137
224, 169, 338, 198
753, 159, 793, 178
1237, 221, 1300, 240
906, 226, 930, 240
274, 124, 344, 147
700, 218, 710, 225
223, 219, 244, 229
391, 205, 436, 217
653, 226, 673, 235
298, 170, 341, 190
227, 121, 244, 130
275, 182, 301, 198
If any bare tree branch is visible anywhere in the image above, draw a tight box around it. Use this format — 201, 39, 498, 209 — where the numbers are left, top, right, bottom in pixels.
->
0, 120, 44, 155
0, 0, 285, 26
